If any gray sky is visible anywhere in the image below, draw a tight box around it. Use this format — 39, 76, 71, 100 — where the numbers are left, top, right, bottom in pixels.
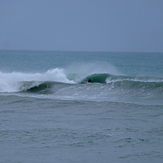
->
0, 0, 163, 52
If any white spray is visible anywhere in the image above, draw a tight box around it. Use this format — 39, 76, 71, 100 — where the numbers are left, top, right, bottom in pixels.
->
0, 68, 73, 92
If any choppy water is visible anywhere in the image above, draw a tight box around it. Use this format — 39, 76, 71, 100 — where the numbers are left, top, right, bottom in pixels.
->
0, 50, 163, 163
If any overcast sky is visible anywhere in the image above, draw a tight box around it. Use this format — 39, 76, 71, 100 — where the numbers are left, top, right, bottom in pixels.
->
0, 0, 163, 52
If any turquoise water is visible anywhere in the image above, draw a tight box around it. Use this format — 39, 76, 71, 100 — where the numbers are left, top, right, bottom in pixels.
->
0, 50, 163, 163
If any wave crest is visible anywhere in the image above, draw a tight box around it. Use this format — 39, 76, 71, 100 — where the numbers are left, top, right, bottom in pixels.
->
0, 69, 73, 92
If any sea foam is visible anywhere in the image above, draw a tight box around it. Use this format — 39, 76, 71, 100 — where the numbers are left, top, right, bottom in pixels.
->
0, 69, 73, 92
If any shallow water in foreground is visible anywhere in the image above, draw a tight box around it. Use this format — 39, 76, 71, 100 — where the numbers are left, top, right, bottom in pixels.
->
1, 95, 163, 163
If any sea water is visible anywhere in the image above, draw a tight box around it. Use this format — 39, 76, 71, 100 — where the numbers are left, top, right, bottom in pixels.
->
0, 50, 163, 163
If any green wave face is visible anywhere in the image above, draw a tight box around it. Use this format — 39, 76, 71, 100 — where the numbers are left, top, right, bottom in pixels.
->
80, 73, 110, 84
26, 81, 55, 93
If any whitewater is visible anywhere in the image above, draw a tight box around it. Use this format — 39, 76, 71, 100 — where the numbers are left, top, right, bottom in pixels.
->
0, 50, 163, 163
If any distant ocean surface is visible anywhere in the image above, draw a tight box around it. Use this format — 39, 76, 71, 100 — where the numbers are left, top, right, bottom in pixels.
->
0, 50, 163, 163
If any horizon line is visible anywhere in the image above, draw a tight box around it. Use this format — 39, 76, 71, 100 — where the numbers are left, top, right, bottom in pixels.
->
0, 49, 163, 53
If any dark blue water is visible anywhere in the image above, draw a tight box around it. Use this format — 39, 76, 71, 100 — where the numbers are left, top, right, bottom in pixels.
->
0, 50, 163, 163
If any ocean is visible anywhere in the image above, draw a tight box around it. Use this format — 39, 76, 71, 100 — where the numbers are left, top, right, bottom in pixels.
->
0, 50, 163, 163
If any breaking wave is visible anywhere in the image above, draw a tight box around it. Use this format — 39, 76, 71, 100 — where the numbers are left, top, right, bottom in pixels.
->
0, 68, 73, 92
0, 69, 163, 101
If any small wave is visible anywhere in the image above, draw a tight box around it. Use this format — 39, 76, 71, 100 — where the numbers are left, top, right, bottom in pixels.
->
108, 76, 163, 90
108, 79, 163, 91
